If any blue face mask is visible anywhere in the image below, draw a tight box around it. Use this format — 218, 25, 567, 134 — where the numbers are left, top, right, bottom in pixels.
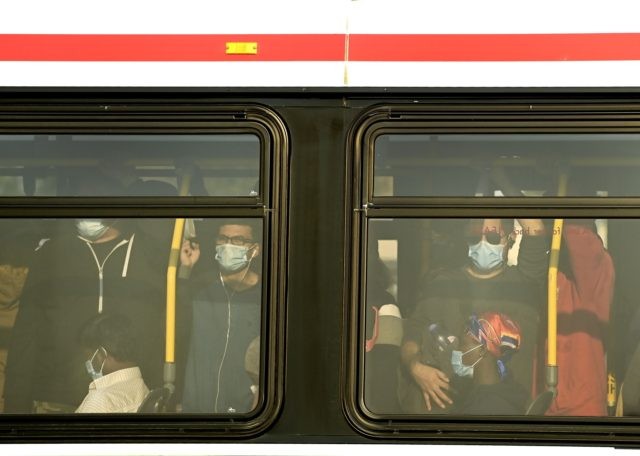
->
451, 344, 483, 377
215, 244, 252, 273
85, 347, 107, 381
468, 240, 505, 271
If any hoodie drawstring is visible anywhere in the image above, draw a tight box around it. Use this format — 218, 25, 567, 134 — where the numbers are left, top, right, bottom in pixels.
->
79, 235, 133, 313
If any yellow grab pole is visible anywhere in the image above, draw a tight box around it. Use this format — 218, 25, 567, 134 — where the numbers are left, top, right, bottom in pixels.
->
165, 218, 185, 364
546, 173, 568, 392
547, 218, 563, 367
165, 173, 191, 374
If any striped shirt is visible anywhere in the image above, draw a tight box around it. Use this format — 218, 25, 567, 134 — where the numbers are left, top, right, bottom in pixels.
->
75, 366, 149, 413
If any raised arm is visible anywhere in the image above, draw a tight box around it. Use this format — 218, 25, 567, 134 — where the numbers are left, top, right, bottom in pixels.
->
513, 219, 550, 283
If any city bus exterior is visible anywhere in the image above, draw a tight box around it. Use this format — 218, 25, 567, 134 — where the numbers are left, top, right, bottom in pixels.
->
1, 0, 640, 449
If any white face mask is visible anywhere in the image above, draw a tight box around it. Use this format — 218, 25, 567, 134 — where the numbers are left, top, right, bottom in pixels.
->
85, 347, 107, 381
215, 244, 252, 273
76, 219, 110, 241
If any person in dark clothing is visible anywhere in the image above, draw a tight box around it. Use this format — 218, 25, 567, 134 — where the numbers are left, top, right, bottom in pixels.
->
4, 218, 166, 413
364, 249, 403, 414
178, 219, 261, 413
450, 312, 528, 415
364, 304, 403, 414
0, 220, 40, 412
400, 218, 548, 413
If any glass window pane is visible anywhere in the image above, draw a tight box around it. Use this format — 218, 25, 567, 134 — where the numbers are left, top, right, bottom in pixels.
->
363, 217, 626, 417
0, 217, 264, 415
374, 133, 640, 197
0, 134, 260, 197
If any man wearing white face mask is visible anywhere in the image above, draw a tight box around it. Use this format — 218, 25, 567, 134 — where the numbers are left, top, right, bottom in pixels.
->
178, 219, 261, 413
400, 218, 548, 414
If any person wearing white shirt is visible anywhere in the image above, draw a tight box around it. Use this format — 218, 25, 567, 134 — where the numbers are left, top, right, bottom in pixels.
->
76, 313, 149, 413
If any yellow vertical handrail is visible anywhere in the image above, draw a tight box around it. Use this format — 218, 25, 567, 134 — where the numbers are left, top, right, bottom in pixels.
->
547, 218, 563, 367
165, 174, 191, 369
165, 218, 185, 364
546, 173, 568, 391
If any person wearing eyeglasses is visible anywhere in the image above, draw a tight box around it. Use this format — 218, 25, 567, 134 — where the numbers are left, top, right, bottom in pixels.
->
400, 218, 548, 414
178, 219, 261, 413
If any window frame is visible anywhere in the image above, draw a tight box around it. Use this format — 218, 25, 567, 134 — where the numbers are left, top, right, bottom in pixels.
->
0, 102, 288, 440
344, 102, 640, 443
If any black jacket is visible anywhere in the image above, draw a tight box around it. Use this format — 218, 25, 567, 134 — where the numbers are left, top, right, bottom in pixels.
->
4, 230, 166, 412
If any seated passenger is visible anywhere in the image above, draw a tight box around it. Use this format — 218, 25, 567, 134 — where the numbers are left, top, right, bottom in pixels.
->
451, 312, 527, 415
76, 313, 149, 413
401, 218, 548, 413
545, 220, 614, 416
179, 219, 261, 413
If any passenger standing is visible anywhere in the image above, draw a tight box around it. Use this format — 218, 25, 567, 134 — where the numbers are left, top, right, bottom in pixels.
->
179, 219, 261, 413
545, 221, 614, 416
401, 218, 548, 412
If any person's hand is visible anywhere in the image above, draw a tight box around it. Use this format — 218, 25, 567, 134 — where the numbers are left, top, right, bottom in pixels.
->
516, 218, 546, 236
180, 239, 200, 268
490, 166, 519, 197
410, 362, 452, 411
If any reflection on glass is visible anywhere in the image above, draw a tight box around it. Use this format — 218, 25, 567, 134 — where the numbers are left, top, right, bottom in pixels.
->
0, 134, 260, 197
0, 218, 263, 414
374, 134, 640, 197
364, 218, 623, 417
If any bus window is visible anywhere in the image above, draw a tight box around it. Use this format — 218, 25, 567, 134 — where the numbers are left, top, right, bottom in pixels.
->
0, 104, 287, 440
350, 106, 640, 439
373, 133, 640, 198
362, 217, 620, 418
0, 134, 260, 197
0, 217, 266, 415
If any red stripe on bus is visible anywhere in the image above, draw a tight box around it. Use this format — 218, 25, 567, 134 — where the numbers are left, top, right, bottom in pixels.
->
349, 33, 640, 61
1, 33, 640, 61
0, 34, 345, 61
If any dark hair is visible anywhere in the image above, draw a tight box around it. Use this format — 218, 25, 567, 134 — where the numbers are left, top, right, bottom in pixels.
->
214, 218, 262, 242
79, 313, 139, 363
